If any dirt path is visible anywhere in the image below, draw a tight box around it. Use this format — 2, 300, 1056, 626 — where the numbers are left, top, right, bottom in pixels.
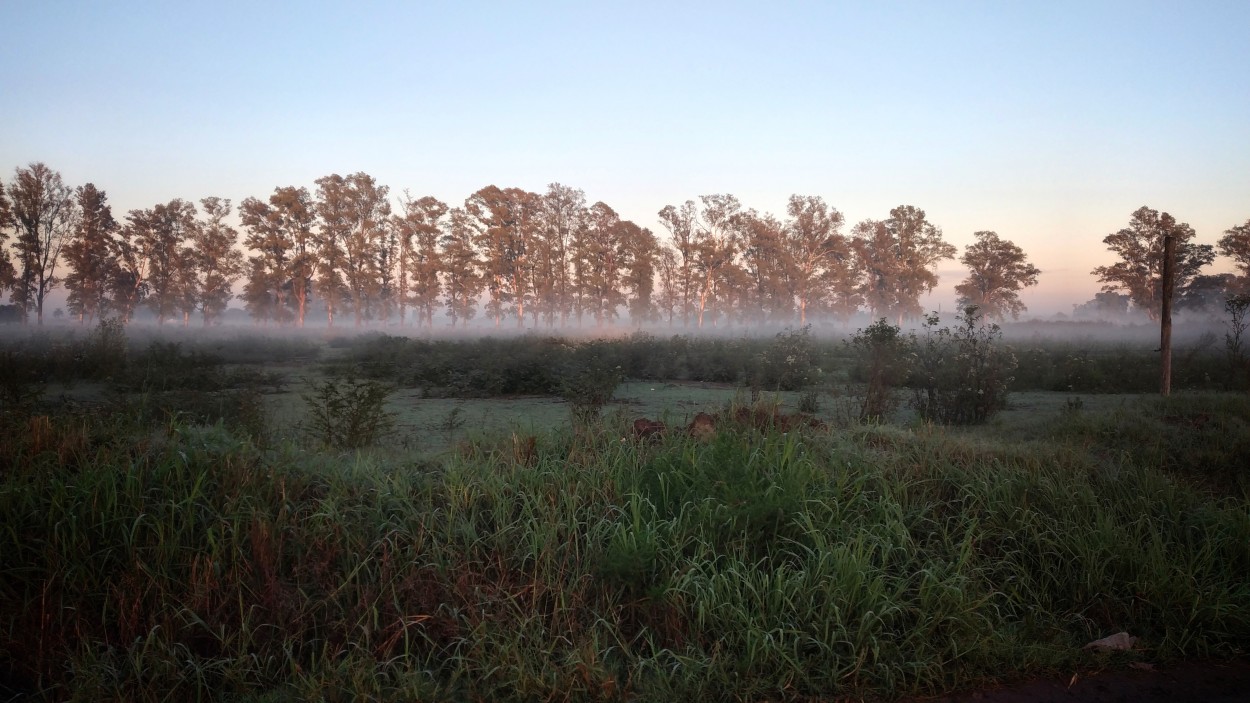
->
909, 659, 1250, 703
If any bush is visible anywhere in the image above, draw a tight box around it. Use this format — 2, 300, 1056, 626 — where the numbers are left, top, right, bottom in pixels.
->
80, 318, 128, 379
910, 306, 1016, 425
846, 319, 910, 422
558, 341, 623, 427
120, 341, 227, 392
1226, 294, 1250, 390
0, 351, 45, 415
753, 325, 816, 391
302, 377, 396, 449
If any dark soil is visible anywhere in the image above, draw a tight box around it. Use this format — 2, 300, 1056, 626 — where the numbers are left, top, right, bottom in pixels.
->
910, 659, 1250, 703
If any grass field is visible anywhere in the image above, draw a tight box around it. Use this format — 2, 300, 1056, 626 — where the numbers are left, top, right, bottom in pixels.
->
2, 324, 1248, 701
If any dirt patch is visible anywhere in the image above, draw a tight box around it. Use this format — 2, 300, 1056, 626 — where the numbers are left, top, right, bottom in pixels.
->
909, 659, 1250, 703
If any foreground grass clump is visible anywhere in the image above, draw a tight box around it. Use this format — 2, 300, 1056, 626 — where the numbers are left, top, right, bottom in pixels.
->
2, 398, 1250, 701
1048, 392, 1250, 495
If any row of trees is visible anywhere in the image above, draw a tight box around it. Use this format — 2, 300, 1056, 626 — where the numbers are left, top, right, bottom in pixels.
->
0, 164, 243, 326
3, 162, 1248, 328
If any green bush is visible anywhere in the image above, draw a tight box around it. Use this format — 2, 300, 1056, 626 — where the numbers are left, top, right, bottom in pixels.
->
1226, 294, 1250, 390
753, 325, 817, 391
910, 306, 1016, 425
302, 377, 396, 449
558, 340, 623, 427
846, 319, 911, 422
80, 317, 128, 379
0, 351, 45, 415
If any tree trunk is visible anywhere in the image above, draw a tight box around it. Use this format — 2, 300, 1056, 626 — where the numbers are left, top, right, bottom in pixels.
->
1160, 233, 1175, 396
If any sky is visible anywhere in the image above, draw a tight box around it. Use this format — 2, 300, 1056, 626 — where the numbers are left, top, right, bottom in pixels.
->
2, 0, 1248, 317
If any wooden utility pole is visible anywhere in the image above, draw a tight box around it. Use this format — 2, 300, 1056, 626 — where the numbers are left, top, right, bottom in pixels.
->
1160, 233, 1176, 396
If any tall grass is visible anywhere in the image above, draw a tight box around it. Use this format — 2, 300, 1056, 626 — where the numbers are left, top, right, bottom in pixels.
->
2, 395, 1249, 701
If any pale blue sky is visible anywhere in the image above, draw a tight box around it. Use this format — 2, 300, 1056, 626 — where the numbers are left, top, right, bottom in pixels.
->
3, 1, 1248, 315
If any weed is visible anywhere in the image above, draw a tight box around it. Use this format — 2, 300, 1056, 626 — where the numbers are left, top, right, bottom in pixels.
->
797, 389, 821, 413
440, 406, 466, 434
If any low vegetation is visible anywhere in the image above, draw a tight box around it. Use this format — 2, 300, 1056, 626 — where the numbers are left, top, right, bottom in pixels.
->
2, 324, 1249, 701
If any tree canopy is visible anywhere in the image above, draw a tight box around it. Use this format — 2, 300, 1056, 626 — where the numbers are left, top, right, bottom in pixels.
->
8, 162, 1244, 331
1219, 219, 1250, 294
955, 231, 1041, 321
1092, 206, 1215, 320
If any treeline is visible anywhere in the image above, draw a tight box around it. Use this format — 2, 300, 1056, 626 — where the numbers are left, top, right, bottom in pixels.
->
2, 162, 1248, 328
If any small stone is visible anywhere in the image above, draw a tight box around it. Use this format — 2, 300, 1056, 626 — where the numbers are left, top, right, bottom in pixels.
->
1083, 632, 1138, 651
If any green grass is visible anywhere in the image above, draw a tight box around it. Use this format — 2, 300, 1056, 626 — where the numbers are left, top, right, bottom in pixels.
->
260, 379, 813, 455
3, 328, 1249, 701
3, 387, 1250, 701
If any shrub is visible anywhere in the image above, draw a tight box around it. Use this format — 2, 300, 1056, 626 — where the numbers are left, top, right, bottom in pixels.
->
120, 341, 227, 392
797, 389, 821, 413
910, 306, 1016, 425
558, 341, 623, 428
846, 319, 910, 422
753, 325, 816, 391
302, 377, 396, 449
1226, 294, 1250, 390
80, 317, 128, 379
0, 351, 45, 415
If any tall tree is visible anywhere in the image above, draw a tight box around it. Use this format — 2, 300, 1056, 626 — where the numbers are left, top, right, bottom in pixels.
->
395, 194, 447, 329
174, 233, 201, 326
1092, 206, 1215, 320
193, 197, 244, 325
240, 193, 294, 325
581, 202, 626, 326
955, 230, 1041, 320
240, 257, 281, 325
315, 173, 392, 326
8, 163, 77, 324
440, 207, 483, 327
466, 185, 538, 327
375, 218, 400, 323
111, 210, 151, 324
654, 245, 681, 326
240, 187, 316, 326
851, 219, 898, 321
739, 210, 791, 323
852, 205, 956, 324
535, 183, 584, 326
784, 195, 852, 325
690, 194, 744, 328
276, 187, 318, 327
657, 201, 699, 325
131, 199, 198, 325
1218, 218, 1250, 293
618, 221, 659, 326
62, 184, 119, 324
820, 242, 863, 325
0, 178, 15, 293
